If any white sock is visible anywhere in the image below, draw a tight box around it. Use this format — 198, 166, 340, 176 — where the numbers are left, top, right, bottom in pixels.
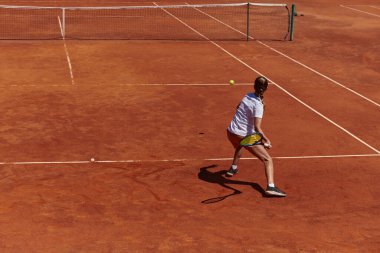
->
231, 164, 237, 170
268, 183, 275, 187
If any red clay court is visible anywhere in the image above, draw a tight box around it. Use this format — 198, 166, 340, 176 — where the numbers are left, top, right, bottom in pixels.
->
0, 0, 379, 252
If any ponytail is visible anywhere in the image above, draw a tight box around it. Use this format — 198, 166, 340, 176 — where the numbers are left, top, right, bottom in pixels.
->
254, 76, 268, 99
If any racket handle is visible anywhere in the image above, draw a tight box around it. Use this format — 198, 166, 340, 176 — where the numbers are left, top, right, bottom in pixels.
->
264, 143, 271, 149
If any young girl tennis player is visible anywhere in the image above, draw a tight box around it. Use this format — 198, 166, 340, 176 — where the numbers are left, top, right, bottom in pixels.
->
226, 76, 286, 197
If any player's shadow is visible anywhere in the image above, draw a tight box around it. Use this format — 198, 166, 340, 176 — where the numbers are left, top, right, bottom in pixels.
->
198, 164, 266, 204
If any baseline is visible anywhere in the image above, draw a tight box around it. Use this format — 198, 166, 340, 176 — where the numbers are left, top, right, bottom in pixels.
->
0, 153, 379, 165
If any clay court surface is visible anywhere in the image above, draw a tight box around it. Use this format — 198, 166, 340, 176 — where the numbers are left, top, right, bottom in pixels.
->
0, 0, 379, 252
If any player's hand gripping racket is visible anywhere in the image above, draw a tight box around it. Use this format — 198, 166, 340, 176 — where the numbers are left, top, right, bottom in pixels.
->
239, 133, 263, 147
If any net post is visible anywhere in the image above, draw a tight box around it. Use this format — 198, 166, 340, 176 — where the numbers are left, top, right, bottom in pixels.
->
246, 3, 250, 41
62, 8, 66, 39
289, 4, 296, 41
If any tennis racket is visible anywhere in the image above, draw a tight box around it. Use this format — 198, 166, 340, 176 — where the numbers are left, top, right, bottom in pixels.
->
240, 133, 263, 147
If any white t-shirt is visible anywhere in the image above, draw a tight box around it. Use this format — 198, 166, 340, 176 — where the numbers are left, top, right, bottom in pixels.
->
228, 93, 264, 137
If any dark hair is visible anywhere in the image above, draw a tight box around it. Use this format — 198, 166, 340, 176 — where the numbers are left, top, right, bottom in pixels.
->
254, 76, 268, 99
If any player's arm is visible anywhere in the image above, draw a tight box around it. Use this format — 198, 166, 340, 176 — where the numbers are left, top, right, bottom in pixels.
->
254, 117, 271, 147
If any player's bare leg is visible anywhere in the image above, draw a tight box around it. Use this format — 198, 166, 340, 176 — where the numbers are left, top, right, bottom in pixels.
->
226, 130, 244, 176
248, 145, 286, 197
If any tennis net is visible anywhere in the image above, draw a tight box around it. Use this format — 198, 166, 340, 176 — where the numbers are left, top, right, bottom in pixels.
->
0, 3, 294, 41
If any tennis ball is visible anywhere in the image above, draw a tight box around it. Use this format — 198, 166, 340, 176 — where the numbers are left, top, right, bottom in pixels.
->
229, 80, 235, 85
90, 158, 95, 162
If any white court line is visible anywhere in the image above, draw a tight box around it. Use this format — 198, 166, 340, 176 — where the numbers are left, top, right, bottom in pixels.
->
6, 1, 154, 3
340, 5, 380, 18
154, 2, 380, 154
58, 16, 75, 85
187, 2, 380, 108
2, 83, 256, 87
93, 16, 144, 18
5, 15, 144, 18
119, 82, 255, 86
342, 5, 372, 6
343, 5, 380, 10
254, 41, 380, 107
5, 84, 73, 87
0, 154, 379, 165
